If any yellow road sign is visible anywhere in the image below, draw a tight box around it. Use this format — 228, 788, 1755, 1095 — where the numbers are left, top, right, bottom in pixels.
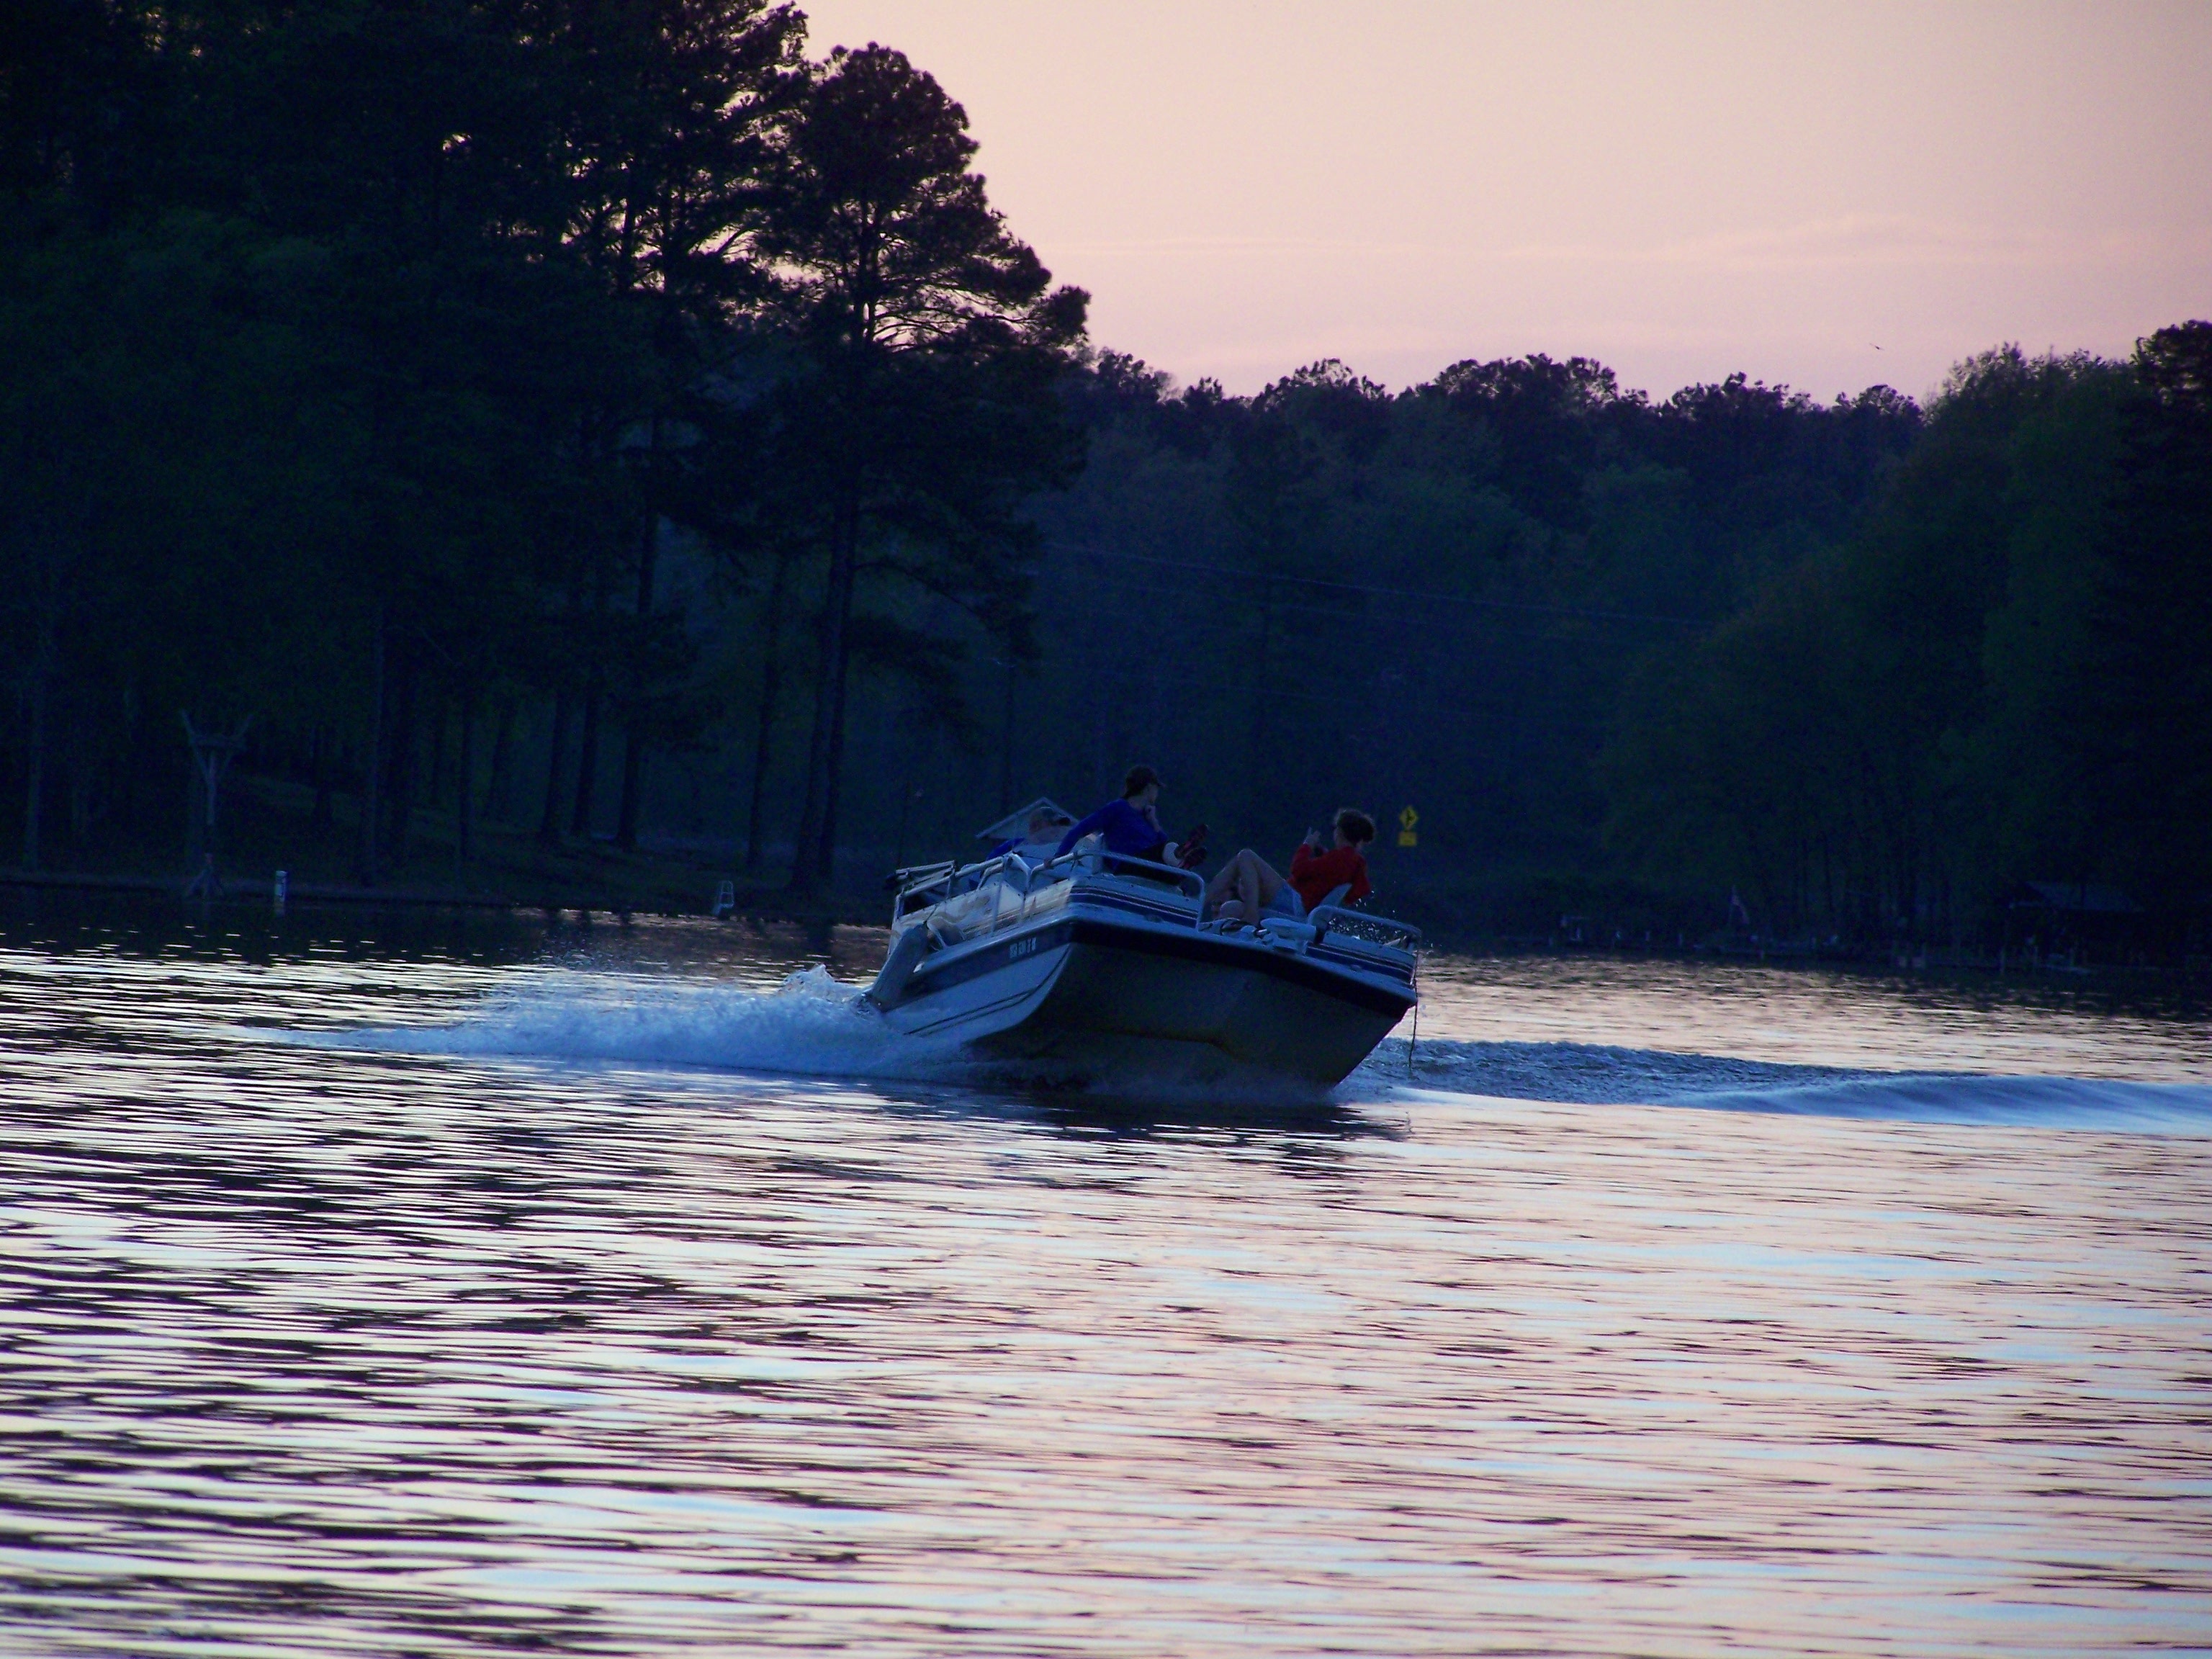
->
1398, 805, 1418, 848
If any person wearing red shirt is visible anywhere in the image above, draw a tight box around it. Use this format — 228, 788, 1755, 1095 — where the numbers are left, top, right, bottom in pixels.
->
1206, 809, 1376, 927
1290, 809, 1376, 909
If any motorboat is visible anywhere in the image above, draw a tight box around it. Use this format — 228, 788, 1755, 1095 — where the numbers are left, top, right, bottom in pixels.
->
862, 846, 1420, 1088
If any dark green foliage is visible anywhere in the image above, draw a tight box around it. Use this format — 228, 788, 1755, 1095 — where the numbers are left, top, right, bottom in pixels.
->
1598, 341, 2207, 950
1026, 333, 2200, 955
1429, 354, 1624, 529
1, 2, 2201, 945
1, 1, 1077, 891
2085, 323, 2212, 907
1022, 349, 1923, 929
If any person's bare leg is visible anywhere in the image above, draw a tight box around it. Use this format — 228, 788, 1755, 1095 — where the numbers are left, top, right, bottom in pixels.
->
1207, 848, 1296, 926
1205, 852, 1249, 924
1251, 860, 1288, 912
1205, 854, 1251, 917
1237, 852, 1290, 917
1207, 853, 1246, 919
1204, 863, 1232, 915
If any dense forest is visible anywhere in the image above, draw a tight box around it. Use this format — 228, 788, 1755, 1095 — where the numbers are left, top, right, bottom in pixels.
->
4, 1, 2208, 959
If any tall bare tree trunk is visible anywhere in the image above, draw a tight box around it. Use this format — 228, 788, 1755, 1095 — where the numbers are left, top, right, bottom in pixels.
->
817, 613, 856, 884
68, 701, 91, 846
570, 686, 601, 837
311, 724, 334, 837
359, 611, 386, 886
615, 704, 647, 849
789, 498, 860, 895
745, 549, 793, 874
428, 690, 448, 808
483, 700, 515, 824
21, 616, 53, 872
537, 688, 572, 845
386, 662, 418, 868
572, 569, 609, 839
456, 685, 475, 874
616, 470, 662, 851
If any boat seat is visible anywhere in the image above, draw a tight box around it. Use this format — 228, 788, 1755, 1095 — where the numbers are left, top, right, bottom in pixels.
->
1307, 883, 1354, 940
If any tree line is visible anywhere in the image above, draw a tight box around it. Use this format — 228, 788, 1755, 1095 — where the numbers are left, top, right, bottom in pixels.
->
1, 0, 1082, 896
4, 3, 2206, 956
1021, 331, 2208, 956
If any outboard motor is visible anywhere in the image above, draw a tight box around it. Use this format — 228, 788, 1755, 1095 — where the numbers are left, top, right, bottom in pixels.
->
862, 925, 934, 1012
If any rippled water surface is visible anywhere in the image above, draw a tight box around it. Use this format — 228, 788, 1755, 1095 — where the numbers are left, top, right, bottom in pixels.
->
3, 899, 2209, 1656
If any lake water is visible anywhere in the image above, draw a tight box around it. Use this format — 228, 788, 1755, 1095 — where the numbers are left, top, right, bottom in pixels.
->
3, 900, 2209, 1656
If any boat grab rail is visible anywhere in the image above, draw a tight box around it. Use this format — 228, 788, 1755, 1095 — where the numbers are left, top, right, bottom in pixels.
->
894, 846, 1204, 929
891, 861, 958, 917
996, 848, 1204, 904
1087, 850, 1205, 902
896, 851, 1038, 917
887, 859, 955, 891
1308, 904, 1421, 950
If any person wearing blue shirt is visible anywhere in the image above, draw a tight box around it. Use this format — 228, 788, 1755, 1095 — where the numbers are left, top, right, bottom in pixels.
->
1058, 765, 1171, 861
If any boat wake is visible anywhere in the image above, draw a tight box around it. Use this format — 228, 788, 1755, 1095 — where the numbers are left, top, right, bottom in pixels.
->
310, 974, 2209, 1132
1354, 1037, 2212, 1133
312, 965, 1360, 1105
310, 966, 979, 1084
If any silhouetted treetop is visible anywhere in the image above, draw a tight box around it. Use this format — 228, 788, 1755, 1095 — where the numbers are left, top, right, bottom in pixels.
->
759, 42, 1082, 356
549, 0, 806, 316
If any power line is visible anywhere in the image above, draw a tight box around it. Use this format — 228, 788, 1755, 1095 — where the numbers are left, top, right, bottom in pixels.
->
1056, 572, 1672, 649
1031, 579, 1618, 731
1048, 541, 1707, 629
1033, 654, 1613, 736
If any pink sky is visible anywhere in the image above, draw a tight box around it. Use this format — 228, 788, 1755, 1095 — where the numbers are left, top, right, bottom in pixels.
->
798, 0, 2211, 402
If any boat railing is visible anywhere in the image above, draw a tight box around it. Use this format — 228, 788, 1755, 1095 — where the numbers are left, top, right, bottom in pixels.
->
970, 847, 1203, 905
889, 860, 955, 892
1307, 904, 1421, 951
900, 856, 1412, 950
895, 853, 1418, 968
889, 860, 958, 917
893, 846, 1205, 930
1084, 850, 1205, 902
980, 849, 1204, 912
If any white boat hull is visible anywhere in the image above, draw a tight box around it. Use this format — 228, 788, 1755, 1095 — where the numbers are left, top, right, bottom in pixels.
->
883, 906, 1416, 1089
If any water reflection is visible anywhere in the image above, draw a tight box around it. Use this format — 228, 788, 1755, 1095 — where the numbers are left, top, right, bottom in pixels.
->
1, 900, 2208, 1655
1413, 949, 2212, 1080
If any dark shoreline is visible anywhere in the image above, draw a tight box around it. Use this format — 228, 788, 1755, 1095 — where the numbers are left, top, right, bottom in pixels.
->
5, 874, 2202, 1002
0, 865, 878, 928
